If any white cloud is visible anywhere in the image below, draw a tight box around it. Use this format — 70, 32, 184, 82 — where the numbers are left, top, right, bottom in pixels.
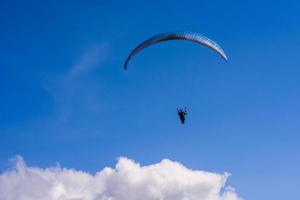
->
43, 42, 109, 126
0, 156, 242, 200
67, 43, 109, 79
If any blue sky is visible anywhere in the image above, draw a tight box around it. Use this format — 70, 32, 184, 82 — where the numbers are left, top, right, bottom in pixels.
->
1, 0, 300, 199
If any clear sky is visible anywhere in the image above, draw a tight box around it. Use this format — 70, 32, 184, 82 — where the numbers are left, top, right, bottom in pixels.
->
1, 0, 300, 199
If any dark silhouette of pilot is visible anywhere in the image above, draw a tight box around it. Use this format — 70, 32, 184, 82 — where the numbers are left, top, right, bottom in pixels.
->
177, 108, 187, 124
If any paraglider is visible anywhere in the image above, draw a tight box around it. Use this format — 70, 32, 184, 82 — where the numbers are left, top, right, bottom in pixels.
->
124, 31, 227, 69
124, 31, 228, 124
177, 107, 187, 124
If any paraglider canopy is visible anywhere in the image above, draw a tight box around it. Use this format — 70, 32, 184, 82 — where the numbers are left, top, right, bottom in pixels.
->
124, 31, 227, 69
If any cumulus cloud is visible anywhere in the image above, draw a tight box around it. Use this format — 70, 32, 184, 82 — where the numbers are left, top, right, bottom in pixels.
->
0, 156, 242, 200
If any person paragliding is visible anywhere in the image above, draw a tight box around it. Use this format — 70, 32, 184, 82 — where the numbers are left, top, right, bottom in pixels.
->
124, 31, 228, 124
177, 107, 187, 124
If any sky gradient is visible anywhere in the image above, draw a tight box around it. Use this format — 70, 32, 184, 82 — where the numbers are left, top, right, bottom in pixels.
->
1, 0, 300, 199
